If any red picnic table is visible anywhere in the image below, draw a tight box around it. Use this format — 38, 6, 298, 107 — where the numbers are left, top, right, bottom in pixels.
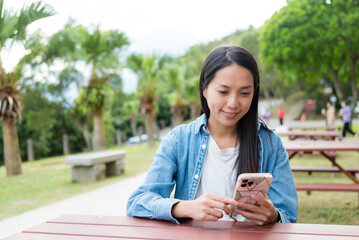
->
4, 214, 359, 240
287, 126, 339, 131
278, 130, 342, 140
283, 140, 359, 183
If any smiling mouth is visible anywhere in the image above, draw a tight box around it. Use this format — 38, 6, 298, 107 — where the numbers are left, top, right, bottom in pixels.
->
222, 110, 238, 118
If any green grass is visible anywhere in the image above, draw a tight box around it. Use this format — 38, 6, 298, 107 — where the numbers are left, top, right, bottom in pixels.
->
290, 151, 359, 225
1, 140, 359, 225
0, 143, 158, 220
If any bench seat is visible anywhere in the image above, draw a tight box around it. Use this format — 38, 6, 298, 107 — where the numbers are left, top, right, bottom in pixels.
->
292, 166, 359, 177
296, 183, 359, 207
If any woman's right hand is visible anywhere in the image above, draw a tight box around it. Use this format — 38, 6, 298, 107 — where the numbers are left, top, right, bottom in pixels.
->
171, 193, 236, 221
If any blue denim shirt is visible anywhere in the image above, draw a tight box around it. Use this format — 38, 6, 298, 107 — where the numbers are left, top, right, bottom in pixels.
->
127, 114, 298, 224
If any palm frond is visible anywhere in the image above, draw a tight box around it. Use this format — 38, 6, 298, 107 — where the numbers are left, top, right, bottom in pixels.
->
16, 1, 55, 40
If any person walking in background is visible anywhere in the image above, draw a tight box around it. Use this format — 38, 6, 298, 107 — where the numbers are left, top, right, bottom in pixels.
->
277, 107, 285, 125
264, 109, 271, 124
340, 99, 356, 137
326, 102, 335, 127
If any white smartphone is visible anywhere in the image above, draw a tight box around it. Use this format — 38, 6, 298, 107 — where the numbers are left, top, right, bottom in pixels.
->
229, 173, 273, 220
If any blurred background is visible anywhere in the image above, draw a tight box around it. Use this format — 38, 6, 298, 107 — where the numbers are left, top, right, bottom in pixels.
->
0, 0, 358, 172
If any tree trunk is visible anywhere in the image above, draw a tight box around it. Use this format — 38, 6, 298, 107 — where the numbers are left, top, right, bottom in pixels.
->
130, 114, 137, 137
349, 55, 358, 112
329, 65, 344, 101
79, 122, 91, 151
145, 110, 155, 147
2, 117, 22, 176
92, 110, 107, 151
190, 102, 201, 120
172, 107, 184, 127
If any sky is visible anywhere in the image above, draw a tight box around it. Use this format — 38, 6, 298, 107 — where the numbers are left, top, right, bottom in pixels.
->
3, 0, 287, 93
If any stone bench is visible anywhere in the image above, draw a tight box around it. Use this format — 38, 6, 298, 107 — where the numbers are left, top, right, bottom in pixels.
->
66, 150, 126, 182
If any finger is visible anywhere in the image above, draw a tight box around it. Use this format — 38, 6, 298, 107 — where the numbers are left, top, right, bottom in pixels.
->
236, 208, 267, 225
208, 199, 231, 215
251, 194, 272, 208
210, 194, 237, 205
206, 207, 224, 219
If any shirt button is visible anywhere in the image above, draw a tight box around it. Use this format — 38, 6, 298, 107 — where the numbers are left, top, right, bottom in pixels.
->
201, 144, 206, 149
194, 174, 199, 179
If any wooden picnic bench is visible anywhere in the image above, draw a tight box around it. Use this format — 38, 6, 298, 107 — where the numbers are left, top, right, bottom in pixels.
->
296, 183, 359, 207
278, 130, 342, 141
66, 150, 126, 182
291, 166, 359, 178
284, 140, 359, 183
288, 126, 339, 131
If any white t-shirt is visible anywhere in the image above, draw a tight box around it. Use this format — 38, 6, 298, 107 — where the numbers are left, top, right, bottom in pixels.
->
195, 136, 244, 221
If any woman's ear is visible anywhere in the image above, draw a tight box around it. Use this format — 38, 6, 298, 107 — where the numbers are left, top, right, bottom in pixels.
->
203, 88, 207, 99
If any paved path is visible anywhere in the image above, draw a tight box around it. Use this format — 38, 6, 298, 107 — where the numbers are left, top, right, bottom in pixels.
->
0, 173, 146, 239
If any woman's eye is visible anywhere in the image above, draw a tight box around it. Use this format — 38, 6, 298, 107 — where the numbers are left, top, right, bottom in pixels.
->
218, 90, 227, 94
241, 92, 250, 96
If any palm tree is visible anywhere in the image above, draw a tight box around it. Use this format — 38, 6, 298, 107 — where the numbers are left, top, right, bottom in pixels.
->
127, 54, 168, 147
123, 99, 140, 138
166, 66, 188, 126
47, 24, 129, 151
0, 0, 54, 176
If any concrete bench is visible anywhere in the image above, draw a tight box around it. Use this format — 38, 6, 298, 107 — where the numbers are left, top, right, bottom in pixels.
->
66, 150, 126, 182
296, 183, 359, 207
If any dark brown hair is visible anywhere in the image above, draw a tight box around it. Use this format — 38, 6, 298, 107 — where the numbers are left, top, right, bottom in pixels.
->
199, 45, 260, 175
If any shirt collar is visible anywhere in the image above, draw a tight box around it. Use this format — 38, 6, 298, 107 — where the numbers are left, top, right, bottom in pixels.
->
195, 114, 267, 134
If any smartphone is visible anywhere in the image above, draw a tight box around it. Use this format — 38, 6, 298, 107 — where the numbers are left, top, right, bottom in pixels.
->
229, 173, 273, 220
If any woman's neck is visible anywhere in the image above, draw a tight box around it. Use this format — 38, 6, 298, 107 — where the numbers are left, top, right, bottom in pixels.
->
207, 121, 237, 149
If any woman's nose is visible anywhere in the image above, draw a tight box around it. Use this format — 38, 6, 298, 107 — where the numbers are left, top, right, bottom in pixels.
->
227, 94, 238, 108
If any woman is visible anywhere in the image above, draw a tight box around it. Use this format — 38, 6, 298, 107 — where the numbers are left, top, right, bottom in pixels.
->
127, 46, 297, 225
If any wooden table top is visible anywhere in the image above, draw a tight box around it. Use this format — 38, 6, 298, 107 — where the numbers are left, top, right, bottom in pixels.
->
278, 131, 342, 137
5, 214, 359, 240
283, 140, 359, 151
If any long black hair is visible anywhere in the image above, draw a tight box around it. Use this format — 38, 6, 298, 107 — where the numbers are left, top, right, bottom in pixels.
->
199, 45, 260, 175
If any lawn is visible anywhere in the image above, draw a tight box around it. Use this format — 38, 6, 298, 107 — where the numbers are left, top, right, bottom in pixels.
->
1, 140, 358, 225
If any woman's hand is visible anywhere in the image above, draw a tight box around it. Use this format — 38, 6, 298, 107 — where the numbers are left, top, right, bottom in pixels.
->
171, 193, 236, 221
232, 194, 279, 225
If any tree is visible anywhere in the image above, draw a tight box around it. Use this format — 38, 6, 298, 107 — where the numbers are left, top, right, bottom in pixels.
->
47, 23, 129, 151
0, 0, 54, 176
123, 99, 140, 138
260, 0, 359, 108
165, 66, 188, 126
127, 54, 168, 147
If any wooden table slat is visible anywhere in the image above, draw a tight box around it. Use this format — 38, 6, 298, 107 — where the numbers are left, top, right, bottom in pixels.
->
17, 222, 354, 240
47, 215, 359, 238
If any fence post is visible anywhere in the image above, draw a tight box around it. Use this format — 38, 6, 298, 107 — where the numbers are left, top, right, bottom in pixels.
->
63, 134, 70, 155
27, 138, 34, 162
116, 129, 122, 147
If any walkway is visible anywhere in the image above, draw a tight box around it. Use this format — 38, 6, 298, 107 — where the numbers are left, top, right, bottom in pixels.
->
0, 173, 146, 239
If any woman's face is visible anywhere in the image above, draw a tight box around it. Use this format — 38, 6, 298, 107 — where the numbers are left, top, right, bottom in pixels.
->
203, 63, 254, 131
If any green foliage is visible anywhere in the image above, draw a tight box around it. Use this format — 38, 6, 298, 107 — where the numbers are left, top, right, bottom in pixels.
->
0, 0, 54, 50
259, 0, 359, 101
0, 143, 159, 220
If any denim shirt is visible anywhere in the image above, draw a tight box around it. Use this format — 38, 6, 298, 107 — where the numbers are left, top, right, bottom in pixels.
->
126, 114, 298, 224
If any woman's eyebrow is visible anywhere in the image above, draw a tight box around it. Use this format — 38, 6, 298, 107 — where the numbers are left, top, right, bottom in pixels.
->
216, 84, 253, 89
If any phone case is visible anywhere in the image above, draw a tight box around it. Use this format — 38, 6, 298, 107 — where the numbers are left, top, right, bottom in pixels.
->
229, 173, 273, 220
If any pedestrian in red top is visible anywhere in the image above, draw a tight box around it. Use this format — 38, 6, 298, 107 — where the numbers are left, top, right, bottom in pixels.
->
277, 108, 285, 125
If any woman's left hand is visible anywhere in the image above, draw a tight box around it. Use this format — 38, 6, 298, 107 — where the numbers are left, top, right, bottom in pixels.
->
232, 194, 279, 225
